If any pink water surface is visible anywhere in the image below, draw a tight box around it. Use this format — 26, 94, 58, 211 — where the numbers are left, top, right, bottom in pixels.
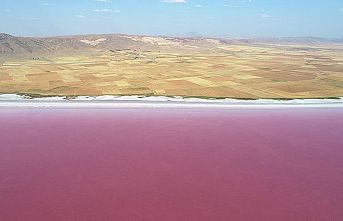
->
1, 108, 343, 221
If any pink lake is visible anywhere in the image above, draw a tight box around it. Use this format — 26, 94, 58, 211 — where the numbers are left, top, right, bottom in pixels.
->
0, 108, 343, 221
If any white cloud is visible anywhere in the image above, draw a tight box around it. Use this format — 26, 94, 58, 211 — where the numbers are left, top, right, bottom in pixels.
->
75, 14, 86, 18
260, 13, 272, 18
161, 0, 187, 3
96, 0, 111, 2
42, 2, 55, 6
95, 8, 113, 13
94, 8, 120, 13
195, 4, 203, 8
224, 0, 252, 8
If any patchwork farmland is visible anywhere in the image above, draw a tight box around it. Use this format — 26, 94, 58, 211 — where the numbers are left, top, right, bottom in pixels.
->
1, 34, 343, 99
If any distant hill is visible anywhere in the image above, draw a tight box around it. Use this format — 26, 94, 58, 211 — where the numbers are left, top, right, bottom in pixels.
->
1, 33, 342, 59
252, 37, 343, 45
0, 33, 228, 58
0, 33, 94, 58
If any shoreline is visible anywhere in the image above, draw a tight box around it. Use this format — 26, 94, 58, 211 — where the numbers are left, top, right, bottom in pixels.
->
0, 94, 343, 109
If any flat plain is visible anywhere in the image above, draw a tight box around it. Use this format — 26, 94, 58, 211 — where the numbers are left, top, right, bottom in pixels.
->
1, 34, 343, 99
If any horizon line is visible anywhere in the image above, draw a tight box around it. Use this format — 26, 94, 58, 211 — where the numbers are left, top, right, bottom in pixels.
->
1, 32, 343, 40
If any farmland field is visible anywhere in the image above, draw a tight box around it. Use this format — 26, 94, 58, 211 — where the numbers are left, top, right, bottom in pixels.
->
1, 40, 343, 99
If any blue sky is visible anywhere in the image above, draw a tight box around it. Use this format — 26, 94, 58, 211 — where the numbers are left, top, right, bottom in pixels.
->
1, 0, 343, 38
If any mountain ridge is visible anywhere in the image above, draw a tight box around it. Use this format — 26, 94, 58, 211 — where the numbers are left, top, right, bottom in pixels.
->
1, 33, 343, 59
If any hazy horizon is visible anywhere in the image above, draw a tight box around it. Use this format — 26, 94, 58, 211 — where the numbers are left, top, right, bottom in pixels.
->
2, 32, 343, 40
1, 0, 343, 39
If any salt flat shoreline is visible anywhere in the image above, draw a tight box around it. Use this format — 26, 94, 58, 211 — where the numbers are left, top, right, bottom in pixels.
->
0, 94, 343, 109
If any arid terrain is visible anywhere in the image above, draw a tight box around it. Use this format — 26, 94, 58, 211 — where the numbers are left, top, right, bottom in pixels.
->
1, 33, 343, 99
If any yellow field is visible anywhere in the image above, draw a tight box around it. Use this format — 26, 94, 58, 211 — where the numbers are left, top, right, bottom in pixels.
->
1, 43, 343, 99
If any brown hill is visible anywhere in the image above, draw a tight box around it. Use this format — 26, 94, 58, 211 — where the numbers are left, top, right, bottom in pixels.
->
0, 33, 92, 58
1, 33, 342, 60
0, 33, 229, 57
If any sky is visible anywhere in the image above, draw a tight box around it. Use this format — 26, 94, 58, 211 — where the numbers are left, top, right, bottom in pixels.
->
1, 0, 343, 38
